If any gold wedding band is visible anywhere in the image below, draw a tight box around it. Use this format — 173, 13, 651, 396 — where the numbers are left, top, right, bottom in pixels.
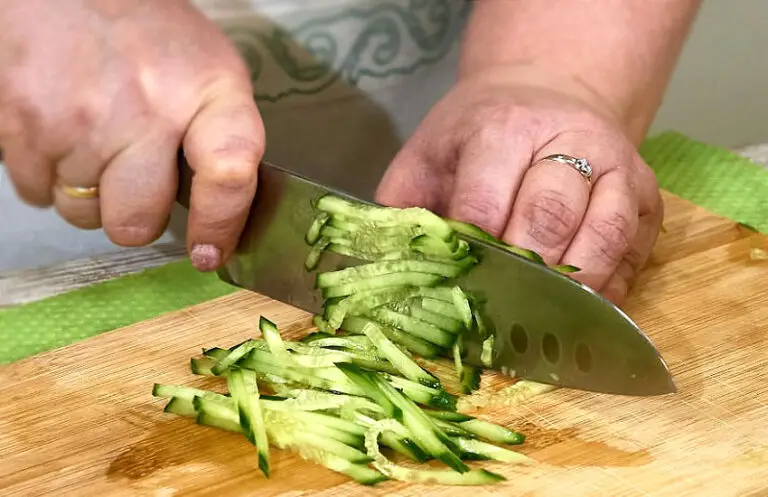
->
58, 183, 100, 199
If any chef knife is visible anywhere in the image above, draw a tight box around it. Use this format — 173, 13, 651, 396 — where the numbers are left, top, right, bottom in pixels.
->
176, 158, 676, 397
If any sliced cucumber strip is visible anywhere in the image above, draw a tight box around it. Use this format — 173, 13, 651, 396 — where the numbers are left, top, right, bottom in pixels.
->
341, 316, 442, 359
305, 237, 330, 271
336, 363, 402, 420
315, 194, 454, 241
239, 352, 366, 397
459, 419, 525, 445
211, 340, 259, 376
424, 410, 475, 423
340, 406, 429, 462
164, 397, 197, 417
190, 357, 217, 376
365, 420, 505, 485
408, 305, 464, 334
202, 347, 230, 360
449, 286, 473, 330
317, 260, 465, 289
361, 321, 440, 389
384, 374, 458, 410
449, 437, 532, 464
290, 446, 387, 485
152, 383, 229, 403
460, 365, 481, 394
228, 368, 271, 477
420, 298, 464, 321
322, 272, 444, 299
365, 371, 468, 473
305, 212, 330, 245
367, 308, 456, 348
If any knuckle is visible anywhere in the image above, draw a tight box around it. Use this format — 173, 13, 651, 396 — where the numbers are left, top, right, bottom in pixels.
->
521, 190, 581, 247
453, 190, 508, 234
205, 135, 262, 189
587, 213, 637, 264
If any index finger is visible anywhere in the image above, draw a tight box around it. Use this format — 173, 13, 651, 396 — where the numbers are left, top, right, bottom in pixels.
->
182, 87, 265, 271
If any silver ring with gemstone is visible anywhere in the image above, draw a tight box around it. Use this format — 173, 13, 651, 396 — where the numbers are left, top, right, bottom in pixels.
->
538, 154, 593, 185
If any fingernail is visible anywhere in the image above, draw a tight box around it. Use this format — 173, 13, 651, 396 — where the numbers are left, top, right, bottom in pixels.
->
190, 244, 222, 272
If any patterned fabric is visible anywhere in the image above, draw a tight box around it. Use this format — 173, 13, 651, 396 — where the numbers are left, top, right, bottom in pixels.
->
1, 132, 766, 365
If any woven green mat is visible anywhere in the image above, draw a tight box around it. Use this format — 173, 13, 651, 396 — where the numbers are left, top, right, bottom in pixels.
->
1, 131, 766, 364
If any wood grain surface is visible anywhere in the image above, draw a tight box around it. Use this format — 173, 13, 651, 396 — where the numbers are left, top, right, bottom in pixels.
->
1, 191, 767, 497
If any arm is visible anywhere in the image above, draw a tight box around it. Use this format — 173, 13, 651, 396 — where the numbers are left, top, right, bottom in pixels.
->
458, 0, 702, 144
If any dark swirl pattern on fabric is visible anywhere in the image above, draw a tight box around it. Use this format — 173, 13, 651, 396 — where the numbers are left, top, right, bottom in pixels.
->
224, 0, 471, 102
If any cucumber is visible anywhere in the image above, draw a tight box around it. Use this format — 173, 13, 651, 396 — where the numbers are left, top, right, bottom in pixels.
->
339, 406, 430, 463
315, 194, 454, 241
322, 273, 444, 299
152, 383, 229, 403
363, 370, 468, 473
305, 237, 330, 271
366, 308, 456, 348
424, 410, 475, 423
227, 368, 271, 477
384, 374, 458, 411
449, 437, 532, 464
164, 397, 197, 417
341, 316, 442, 359
202, 347, 230, 360
421, 298, 464, 321
305, 212, 330, 245
190, 357, 216, 376
316, 260, 466, 289
290, 447, 387, 486
211, 340, 259, 376
407, 305, 465, 334
360, 321, 441, 389
445, 218, 545, 264
238, 352, 367, 397
365, 419, 505, 485
336, 364, 402, 421
458, 419, 525, 445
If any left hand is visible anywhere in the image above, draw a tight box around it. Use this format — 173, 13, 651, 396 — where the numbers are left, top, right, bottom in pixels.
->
375, 69, 664, 306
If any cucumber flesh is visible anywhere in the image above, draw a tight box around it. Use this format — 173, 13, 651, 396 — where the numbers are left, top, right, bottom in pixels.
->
367, 308, 456, 348
322, 273, 444, 299
367, 372, 469, 473
450, 437, 533, 464
365, 419, 505, 485
424, 410, 475, 423
317, 260, 466, 289
228, 368, 271, 477
341, 316, 442, 359
361, 321, 441, 389
459, 419, 525, 445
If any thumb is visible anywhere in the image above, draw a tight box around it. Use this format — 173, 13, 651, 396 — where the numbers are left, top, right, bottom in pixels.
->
182, 82, 265, 271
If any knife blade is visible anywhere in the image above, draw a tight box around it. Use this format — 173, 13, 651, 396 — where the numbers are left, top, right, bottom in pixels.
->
177, 158, 676, 396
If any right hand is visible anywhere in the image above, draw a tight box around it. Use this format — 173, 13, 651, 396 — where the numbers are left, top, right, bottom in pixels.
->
0, 0, 265, 271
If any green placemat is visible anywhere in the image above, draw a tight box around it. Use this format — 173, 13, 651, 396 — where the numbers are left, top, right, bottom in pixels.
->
0, 260, 236, 364
641, 131, 768, 233
1, 131, 766, 365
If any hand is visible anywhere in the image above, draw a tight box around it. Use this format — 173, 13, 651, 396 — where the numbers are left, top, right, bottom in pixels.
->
376, 68, 664, 305
0, 0, 264, 271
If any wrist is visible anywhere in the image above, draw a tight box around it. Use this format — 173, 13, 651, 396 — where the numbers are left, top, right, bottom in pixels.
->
457, 0, 701, 145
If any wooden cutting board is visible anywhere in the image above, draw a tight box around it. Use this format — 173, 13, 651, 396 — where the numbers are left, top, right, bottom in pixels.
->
1, 191, 767, 497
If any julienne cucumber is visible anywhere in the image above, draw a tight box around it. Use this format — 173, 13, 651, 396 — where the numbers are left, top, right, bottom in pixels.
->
151, 194, 562, 487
